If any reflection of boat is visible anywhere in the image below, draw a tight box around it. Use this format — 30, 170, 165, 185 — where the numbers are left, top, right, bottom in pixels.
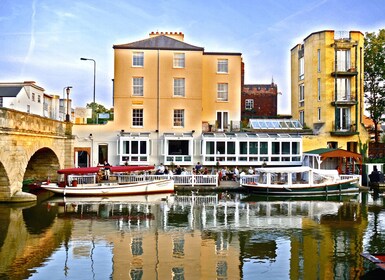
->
41, 166, 174, 196
47, 194, 171, 204
240, 166, 359, 196
361, 253, 385, 270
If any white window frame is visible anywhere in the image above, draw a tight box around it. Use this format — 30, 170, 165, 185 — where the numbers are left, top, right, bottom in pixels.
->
317, 49, 321, 72
133, 52, 144, 67
245, 99, 254, 110
336, 78, 351, 101
120, 138, 149, 165
133, 77, 144, 96
317, 78, 321, 101
299, 57, 304, 80
173, 53, 185, 68
299, 110, 304, 126
217, 59, 228, 73
132, 108, 143, 127
299, 84, 304, 107
216, 111, 229, 131
173, 109, 184, 127
173, 78, 185, 97
336, 50, 351, 71
217, 83, 228, 101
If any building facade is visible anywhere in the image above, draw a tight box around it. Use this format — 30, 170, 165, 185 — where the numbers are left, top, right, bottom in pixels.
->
290, 30, 369, 154
241, 81, 278, 121
73, 32, 303, 169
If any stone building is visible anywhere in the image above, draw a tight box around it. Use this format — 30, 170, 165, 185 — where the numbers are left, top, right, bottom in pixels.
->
290, 30, 370, 154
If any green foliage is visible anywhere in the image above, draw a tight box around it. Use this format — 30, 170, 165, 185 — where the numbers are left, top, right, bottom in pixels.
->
364, 29, 385, 143
86, 102, 114, 124
358, 137, 368, 163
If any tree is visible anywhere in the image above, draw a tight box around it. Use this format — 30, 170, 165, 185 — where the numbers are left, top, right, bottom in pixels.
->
364, 29, 385, 143
86, 102, 113, 124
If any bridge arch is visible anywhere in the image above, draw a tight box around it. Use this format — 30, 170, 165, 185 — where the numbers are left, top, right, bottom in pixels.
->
0, 162, 11, 200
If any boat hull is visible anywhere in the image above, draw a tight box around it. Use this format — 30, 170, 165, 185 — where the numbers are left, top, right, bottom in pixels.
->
41, 179, 174, 196
242, 179, 359, 196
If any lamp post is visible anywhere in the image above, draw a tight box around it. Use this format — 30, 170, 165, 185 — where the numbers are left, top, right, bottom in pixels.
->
65, 86, 72, 122
80, 57, 96, 122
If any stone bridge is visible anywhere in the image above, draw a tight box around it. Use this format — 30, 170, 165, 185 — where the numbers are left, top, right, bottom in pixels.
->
0, 108, 73, 202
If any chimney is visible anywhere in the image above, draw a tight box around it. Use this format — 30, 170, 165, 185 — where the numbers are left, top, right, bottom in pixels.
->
149, 31, 184, 41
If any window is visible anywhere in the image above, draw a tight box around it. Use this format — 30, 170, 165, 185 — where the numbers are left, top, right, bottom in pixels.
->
0, 97, 3, 107
132, 109, 143, 127
32, 92, 35, 101
173, 109, 184, 127
173, 53, 185, 68
217, 83, 228, 101
336, 107, 351, 130
299, 57, 304, 80
133, 52, 144, 67
299, 110, 304, 126
317, 78, 321, 101
122, 139, 148, 163
133, 77, 144, 96
299, 84, 304, 107
216, 111, 228, 131
336, 78, 351, 101
245, 99, 254, 110
336, 50, 350, 71
317, 49, 321, 72
318, 107, 321, 121
217, 59, 228, 73
37, 95, 41, 103
173, 78, 185, 97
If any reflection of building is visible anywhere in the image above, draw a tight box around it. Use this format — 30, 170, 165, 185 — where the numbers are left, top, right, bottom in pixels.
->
291, 30, 369, 153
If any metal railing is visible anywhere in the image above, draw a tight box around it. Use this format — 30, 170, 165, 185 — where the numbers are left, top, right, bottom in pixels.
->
116, 174, 218, 186
68, 175, 96, 185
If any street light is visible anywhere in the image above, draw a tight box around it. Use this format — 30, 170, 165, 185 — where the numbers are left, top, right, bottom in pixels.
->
65, 86, 72, 122
80, 57, 96, 122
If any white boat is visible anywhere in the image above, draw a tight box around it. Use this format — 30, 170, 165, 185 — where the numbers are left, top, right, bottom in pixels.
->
41, 166, 174, 196
240, 166, 360, 196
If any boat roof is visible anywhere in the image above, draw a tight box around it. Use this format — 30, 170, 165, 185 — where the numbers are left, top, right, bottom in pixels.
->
304, 148, 362, 161
57, 166, 154, 175
254, 166, 312, 172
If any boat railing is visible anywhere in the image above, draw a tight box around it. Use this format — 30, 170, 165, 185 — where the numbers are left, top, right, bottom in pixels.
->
68, 175, 96, 185
115, 174, 219, 186
239, 175, 258, 185
340, 174, 362, 185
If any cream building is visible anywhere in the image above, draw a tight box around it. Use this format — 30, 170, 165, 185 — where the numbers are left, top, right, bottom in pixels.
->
74, 32, 243, 167
291, 30, 369, 154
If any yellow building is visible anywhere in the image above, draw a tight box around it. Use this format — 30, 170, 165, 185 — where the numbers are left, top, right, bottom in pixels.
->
112, 32, 242, 166
291, 30, 369, 154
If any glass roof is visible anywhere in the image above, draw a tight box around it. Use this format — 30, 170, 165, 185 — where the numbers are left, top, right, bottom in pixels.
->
248, 119, 303, 130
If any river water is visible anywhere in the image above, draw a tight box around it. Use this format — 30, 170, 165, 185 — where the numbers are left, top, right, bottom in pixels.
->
1, 191, 385, 280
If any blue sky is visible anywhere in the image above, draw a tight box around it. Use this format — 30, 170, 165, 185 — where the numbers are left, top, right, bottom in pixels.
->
1, 0, 384, 114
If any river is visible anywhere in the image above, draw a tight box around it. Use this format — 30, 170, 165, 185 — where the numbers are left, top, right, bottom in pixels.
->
1, 191, 385, 279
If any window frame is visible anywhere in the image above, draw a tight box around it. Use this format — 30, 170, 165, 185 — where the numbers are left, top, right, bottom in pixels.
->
132, 108, 144, 127
132, 52, 144, 67
245, 99, 254, 110
132, 77, 144, 96
217, 59, 228, 74
173, 78, 185, 97
173, 53, 185, 68
173, 109, 184, 127
217, 83, 228, 101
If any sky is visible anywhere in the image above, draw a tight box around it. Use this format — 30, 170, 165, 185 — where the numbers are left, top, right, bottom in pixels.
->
1, 0, 384, 115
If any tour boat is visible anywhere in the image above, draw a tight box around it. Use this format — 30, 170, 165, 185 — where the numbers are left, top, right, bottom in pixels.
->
240, 166, 360, 196
41, 166, 174, 196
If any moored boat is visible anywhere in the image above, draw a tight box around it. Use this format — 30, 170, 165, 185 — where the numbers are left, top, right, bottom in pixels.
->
240, 166, 360, 196
41, 166, 174, 196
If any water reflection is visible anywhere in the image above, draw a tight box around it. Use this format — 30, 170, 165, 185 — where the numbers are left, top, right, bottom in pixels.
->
2, 192, 385, 279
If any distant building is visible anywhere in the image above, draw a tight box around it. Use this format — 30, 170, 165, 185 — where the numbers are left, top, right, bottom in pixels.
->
0, 81, 70, 121
241, 81, 278, 120
291, 30, 370, 156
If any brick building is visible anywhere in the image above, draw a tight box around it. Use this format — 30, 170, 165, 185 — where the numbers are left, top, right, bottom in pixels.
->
241, 81, 278, 121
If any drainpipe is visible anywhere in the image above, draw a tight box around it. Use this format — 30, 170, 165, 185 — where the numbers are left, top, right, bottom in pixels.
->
157, 49, 160, 164
334, 43, 338, 132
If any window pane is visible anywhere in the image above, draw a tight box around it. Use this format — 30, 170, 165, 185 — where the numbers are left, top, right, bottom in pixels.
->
217, 142, 225, 154
132, 109, 143, 126
174, 78, 185, 97
123, 141, 129, 154
282, 142, 290, 154
140, 141, 146, 154
260, 142, 268, 154
133, 77, 143, 96
133, 52, 144, 67
227, 142, 235, 154
249, 142, 258, 154
292, 142, 299, 155
174, 53, 185, 68
217, 83, 228, 101
173, 109, 184, 127
206, 142, 215, 154
240, 142, 247, 154
217, 59, 228, 73
272, 142, 280, 154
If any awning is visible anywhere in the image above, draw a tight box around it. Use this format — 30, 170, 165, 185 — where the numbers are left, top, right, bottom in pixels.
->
304, 148, 362, 164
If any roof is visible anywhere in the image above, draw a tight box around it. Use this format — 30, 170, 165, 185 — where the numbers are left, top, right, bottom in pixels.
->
0, 86, 22, 97
304, 148, 362, 161
113, 35, 204, 51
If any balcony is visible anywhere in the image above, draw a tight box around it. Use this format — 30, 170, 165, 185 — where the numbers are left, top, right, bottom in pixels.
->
331, 94, 357, 106
331, 63, 358, 76
330, 122, 358, 136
